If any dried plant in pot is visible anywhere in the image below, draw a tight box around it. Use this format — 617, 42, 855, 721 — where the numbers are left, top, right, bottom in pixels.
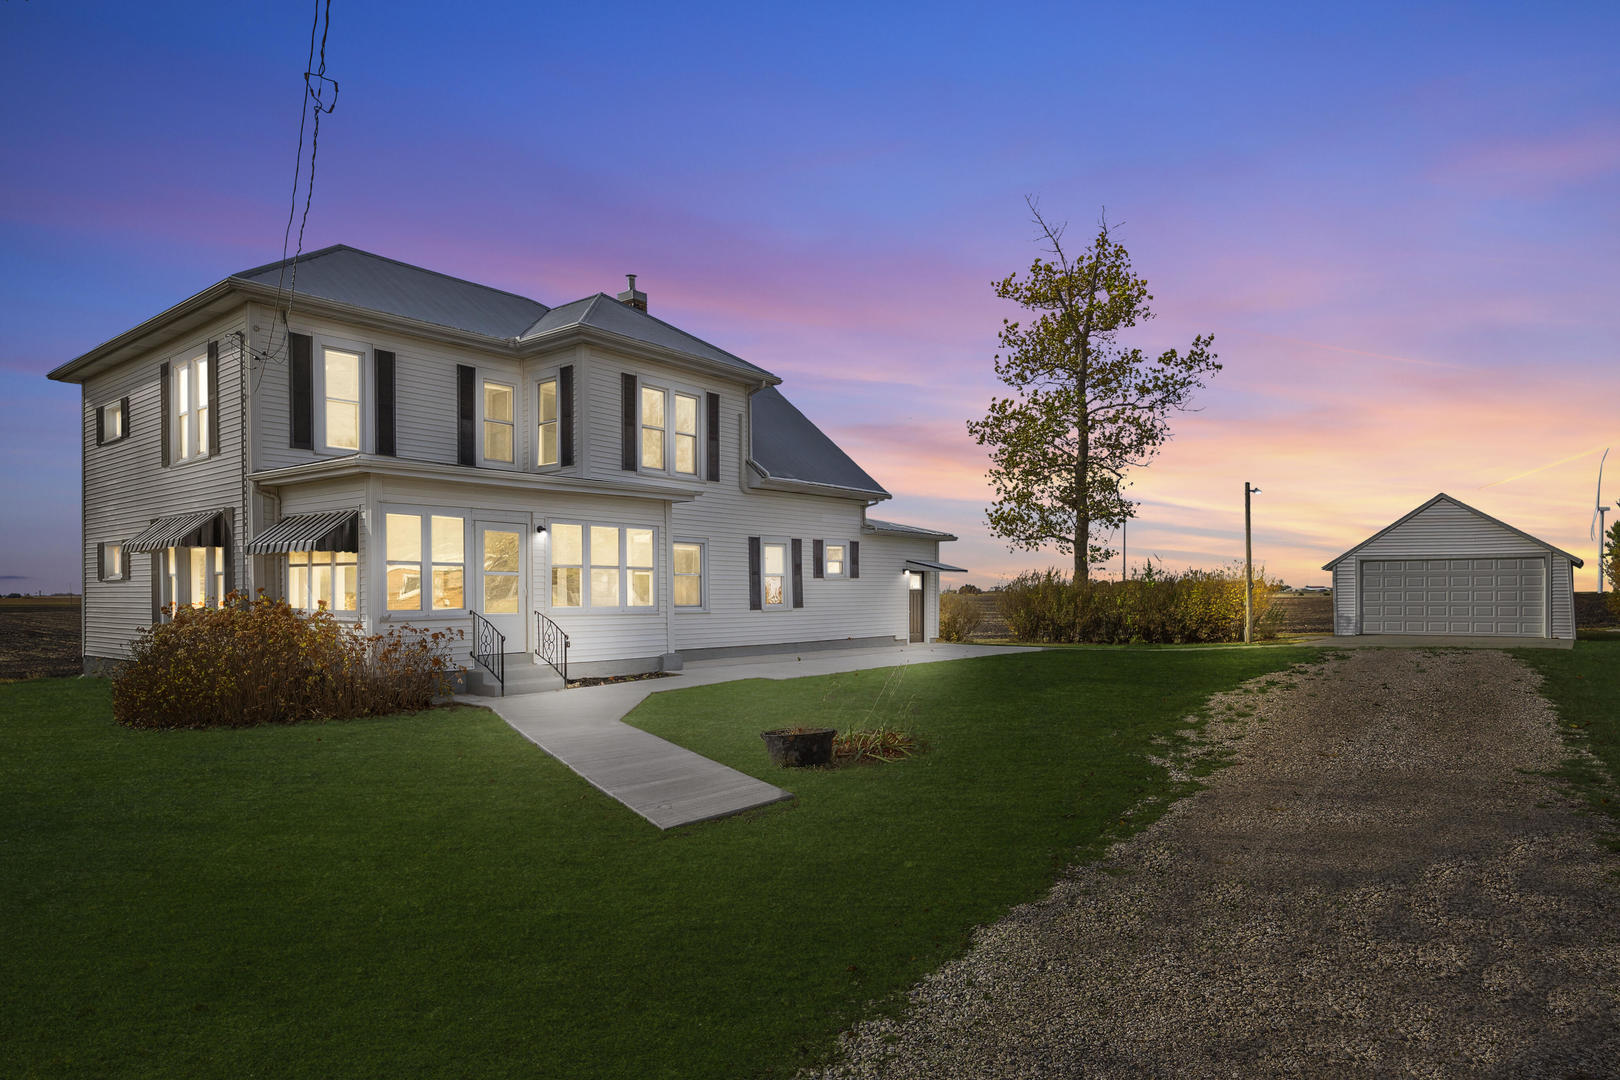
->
760, 725, 837, 767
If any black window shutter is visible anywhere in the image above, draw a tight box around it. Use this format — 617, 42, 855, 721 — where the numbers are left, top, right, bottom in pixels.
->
119, 397, 130, 440
206, 341, 220, 455
159, 361, 171, 466
705, 392, 720, 481
748, 537, 762, 610
374, 350, 396, 456
850, 540, 860, 579
791, 539, 804, 608
559, 365, 575, 467
222, 513, 236, 599
456, 364, 475, 466
620, 372, 637, 470
95, 405, 106, 446
97, 543, 105, 582
813, 539, 824, 579
289, 333, 313, 449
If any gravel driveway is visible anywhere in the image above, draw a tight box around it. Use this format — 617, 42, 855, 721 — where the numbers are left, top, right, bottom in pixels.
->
811, 649, 1620, 1078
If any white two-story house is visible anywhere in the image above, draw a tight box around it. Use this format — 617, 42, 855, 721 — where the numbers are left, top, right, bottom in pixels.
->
49, 246, 963, 690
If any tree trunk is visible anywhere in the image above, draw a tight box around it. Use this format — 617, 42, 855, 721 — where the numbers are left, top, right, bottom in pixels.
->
1074, 452, 1090, 586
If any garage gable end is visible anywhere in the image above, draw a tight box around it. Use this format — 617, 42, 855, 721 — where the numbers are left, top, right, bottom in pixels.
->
1322, 494, 1582, 570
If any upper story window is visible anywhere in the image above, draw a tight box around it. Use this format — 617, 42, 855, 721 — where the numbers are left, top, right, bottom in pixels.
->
673, 393, 699, 475
640, 386, 666, 470
537, 377, 559, 467
483, 381, 514, 463
173, 351, 209, 461
324, 347, 362, 452
97, 399, 127, 445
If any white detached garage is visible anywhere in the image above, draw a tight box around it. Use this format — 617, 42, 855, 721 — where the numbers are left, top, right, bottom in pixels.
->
1323, 494, 1581, 642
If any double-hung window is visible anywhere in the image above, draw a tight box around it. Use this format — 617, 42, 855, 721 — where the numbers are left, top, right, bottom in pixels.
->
484, 381, 514, 463
762, 542, 787, 608
640, 387, 666, 470
98, 542, 127, 582
673, 541, 704, 608
639, 383, 702, 475
825, 542, 847, 578
159, 545, 225, 613
324, 347, 361, 451
289, 550, 358, 613
549, 523, 656, 610
173, 350, 209, 461
537, 376, 559, 467
384, 512, 464, 612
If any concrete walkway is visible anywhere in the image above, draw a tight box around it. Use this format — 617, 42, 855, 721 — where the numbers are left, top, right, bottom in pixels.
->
477, 642, 1032, 829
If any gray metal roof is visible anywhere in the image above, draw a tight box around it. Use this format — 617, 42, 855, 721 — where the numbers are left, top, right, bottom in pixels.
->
519, 293, 774, 379
749, 387, 888, 497
233, 246, 551, 339
1321, 493, 1584, 570
904, 558, 967, 573
865, 518, 958, 541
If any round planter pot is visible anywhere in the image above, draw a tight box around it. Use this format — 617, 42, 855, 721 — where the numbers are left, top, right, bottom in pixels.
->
760, 727, 837, 767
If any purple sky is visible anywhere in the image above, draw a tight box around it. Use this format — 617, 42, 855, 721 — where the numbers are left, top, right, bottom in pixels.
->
3, 1, 1617, 592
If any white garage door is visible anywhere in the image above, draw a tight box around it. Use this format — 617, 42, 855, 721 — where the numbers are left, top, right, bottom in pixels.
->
1361, 558, 1545, 636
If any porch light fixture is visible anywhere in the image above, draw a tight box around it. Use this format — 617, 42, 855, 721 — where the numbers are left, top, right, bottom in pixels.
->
536, 523, 547, 534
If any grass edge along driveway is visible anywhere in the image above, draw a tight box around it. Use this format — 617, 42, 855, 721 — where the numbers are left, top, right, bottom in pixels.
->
2, 647, 1318, 1080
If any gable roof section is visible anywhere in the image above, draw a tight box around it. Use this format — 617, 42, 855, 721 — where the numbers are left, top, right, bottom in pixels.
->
864, 518, 958, 541
519, 293, 775, 380
232, 245, 550, 339
1321, 493, 1583, 570
749, 387, 888, 499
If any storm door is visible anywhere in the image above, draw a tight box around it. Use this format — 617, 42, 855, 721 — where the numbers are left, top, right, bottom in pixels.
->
475, 522, 527, 648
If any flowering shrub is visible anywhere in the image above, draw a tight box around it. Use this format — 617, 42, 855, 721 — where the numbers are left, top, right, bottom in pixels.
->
112, 592, 464, 729
999, 564, 1285, 644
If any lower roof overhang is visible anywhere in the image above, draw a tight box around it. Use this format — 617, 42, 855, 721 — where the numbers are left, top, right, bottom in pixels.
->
249, 454, 699, 502
743, 459, 891, 503
904, 559, 967, 573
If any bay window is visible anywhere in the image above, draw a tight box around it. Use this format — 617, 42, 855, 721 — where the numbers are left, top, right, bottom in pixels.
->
288, 550, 358, 613
384, 512, 465, 613
549, 522, 658, 611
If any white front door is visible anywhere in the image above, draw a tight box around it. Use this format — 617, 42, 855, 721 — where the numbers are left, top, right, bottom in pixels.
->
474, 522, 527, 649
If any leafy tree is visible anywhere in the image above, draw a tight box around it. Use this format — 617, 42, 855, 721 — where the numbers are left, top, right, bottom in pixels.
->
1606, 519, 1620, 617
968, 201, 1220, 584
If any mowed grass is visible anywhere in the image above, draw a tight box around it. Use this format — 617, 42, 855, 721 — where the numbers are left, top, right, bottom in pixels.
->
1514, 640, 1620, 835
2, 648, 1317, 1079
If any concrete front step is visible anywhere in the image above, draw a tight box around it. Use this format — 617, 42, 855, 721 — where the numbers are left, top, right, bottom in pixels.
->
465, 654, 566, 696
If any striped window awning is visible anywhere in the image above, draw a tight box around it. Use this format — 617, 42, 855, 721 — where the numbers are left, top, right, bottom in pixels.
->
248, 510, 359, 555
904, 559, 967, 573
126, 510, 227, 553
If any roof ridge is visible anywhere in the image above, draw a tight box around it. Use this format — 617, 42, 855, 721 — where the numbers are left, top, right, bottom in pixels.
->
232, 244, 551, 313
617, 296, 757, 371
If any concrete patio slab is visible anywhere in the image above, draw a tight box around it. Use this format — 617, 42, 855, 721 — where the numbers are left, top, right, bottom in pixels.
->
477, 642, 1033, 829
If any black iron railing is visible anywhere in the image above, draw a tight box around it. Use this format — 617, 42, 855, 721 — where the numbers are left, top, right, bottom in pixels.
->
468, 609, 505, 696
535, 610, 570, 682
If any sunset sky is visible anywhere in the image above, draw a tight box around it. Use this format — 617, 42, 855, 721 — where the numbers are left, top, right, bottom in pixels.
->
3, 2, 1617, 593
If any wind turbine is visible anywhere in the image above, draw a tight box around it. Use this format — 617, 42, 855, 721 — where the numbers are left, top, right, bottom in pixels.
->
1594, 448, 1611, 595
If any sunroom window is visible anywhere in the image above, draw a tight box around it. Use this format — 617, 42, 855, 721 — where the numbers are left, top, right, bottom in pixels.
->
288, 550, 358, 612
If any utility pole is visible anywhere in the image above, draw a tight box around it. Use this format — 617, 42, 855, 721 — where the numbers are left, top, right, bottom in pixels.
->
1244, 482, 1261, 644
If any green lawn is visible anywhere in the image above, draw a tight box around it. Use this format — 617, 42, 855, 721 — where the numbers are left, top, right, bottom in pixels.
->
1513, 640, 1620, 836
2, 648, 1317, 1079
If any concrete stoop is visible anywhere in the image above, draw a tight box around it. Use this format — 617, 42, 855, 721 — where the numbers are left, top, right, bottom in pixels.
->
464, 653, 566, 696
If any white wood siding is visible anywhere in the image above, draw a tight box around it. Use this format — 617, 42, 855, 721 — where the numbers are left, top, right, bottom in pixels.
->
82, 312, 249, 659
1333, 562, 1357, 635
1551, 554, 1574, 639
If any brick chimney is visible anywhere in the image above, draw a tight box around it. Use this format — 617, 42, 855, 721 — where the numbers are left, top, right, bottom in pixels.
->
616, 273, 647, 312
